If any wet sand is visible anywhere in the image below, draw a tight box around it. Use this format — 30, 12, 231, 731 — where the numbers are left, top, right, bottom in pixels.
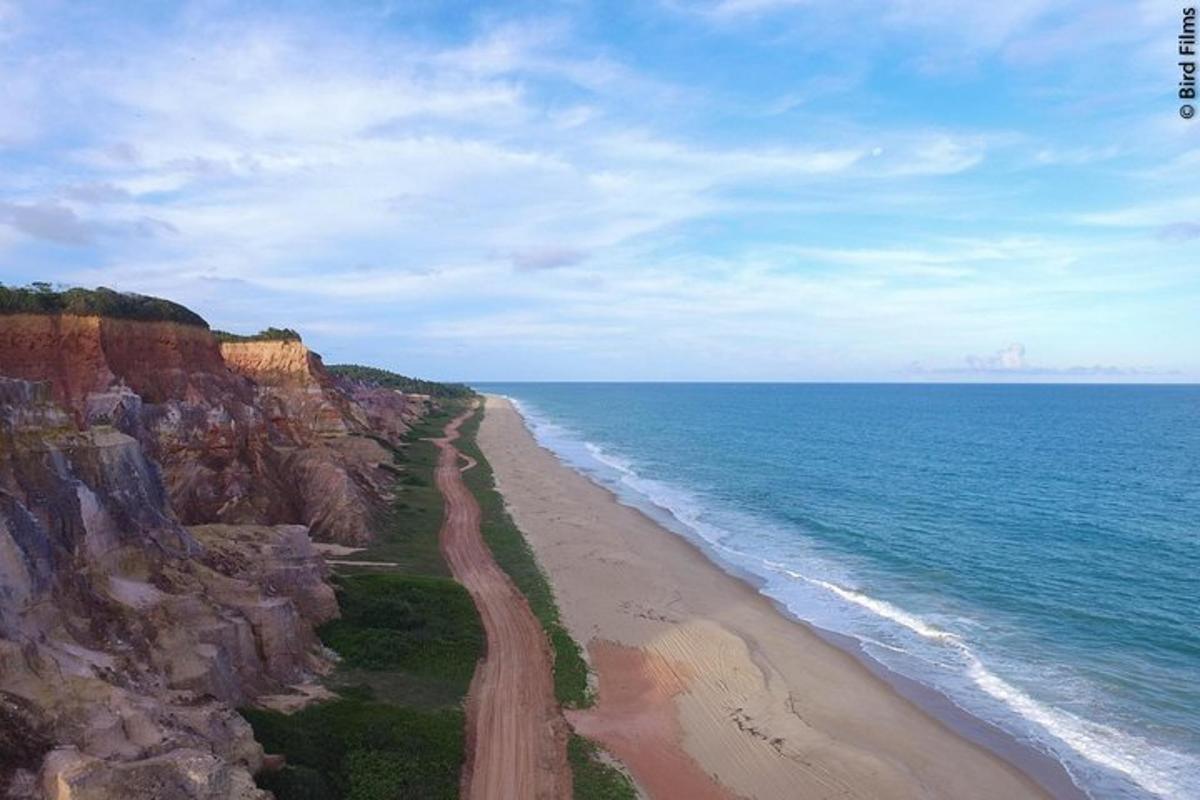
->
478, 395, 1069, 800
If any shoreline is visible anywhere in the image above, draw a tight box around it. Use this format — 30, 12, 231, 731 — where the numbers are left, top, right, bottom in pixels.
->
478, 394, 1083, 800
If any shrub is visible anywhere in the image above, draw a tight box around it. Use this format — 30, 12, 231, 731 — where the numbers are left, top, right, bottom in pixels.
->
326, 363, 475, 399
0, 283, 208, 326
243, 698, 463, 800
317, 573, 483, 687
212, 327, 302, 343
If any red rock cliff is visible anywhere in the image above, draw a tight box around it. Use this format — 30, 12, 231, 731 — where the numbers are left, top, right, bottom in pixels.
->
0, 314, 248, 413
0, 302, 432, 799
0, 315, 411, 545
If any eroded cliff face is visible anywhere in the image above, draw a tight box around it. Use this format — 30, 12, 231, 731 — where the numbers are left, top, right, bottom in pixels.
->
0, 313, 431, 799
0, 378, 336, 799
0, 316, 416, 545
0, 315, 244, 414
219, 339, 402, 545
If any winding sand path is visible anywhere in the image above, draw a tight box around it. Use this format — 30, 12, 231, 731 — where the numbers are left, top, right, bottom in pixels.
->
432, 408, 572, 800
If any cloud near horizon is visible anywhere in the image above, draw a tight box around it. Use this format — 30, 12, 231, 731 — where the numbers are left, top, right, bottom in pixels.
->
0, 1, 1194, 381
908, 343, 1180, 379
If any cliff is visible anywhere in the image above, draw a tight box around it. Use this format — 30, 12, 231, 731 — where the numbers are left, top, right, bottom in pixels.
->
0, 297, 439, 799
0, 314, 242, 414
218, 339, 409, 545
0, 377, 335, 798
0, 315, 412, 545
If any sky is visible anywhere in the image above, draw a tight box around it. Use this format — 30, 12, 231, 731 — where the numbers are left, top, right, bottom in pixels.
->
0, 0, 1195, 381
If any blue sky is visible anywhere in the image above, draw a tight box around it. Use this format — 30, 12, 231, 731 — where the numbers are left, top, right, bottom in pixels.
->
0, 0, 1194, 381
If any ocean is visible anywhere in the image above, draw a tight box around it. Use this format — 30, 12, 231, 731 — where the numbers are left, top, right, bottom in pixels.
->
474, 383, 1199, 800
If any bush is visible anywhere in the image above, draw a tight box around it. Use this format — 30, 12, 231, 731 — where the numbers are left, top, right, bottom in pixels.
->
326, 363, 475, 399
212, 326, 302, 343
256, 765, 337, 800
0, 283, 208, 326
318, 573, 483, 688
243, 698, 463, 800
569, 735, 639, 800
345, 750, 424, 800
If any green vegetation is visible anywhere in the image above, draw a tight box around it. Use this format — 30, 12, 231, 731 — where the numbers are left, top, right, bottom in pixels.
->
454, 405, 641, 798
0, 283, 208, 326
212, 326, 302, 343
568, 735, 639, 800
247, 397, 635, 799
341, 435, 449, 576
453, 407, 593, 708
327, 363, 475, 399
244, 402, 479, 800
243, 695, 463, 800
318, 573, 482, 688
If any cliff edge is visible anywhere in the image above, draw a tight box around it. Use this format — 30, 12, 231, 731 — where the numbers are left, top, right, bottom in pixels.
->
0, 289, 440, 799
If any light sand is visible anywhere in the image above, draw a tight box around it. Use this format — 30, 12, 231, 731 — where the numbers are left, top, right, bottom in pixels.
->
479, 396, 1059, 800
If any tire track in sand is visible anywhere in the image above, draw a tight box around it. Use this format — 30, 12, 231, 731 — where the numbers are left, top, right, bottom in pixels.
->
432, 408, 572, 800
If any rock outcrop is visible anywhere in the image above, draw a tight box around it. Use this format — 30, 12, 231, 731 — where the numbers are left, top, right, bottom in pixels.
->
0, 304, 433, 799
217, 340, 398, 545
0, 376, 331, 798
0, 315, 419, 546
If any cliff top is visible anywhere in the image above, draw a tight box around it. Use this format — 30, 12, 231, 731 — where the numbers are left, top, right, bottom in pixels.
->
0, 284, 208, 327
327, 363, 475, 399
212, 327, 302, 344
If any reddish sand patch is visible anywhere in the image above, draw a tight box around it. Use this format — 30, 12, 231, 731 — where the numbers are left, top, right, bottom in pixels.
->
433, 409, 572, 800
567, 640, 740, 800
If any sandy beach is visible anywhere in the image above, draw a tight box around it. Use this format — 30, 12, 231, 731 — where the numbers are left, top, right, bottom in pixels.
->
478, 395, 1065, 800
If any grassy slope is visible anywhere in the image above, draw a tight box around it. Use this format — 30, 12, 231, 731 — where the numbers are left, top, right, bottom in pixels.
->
245, 400, 634, 799
326, 364, 474, 399
244, 404, 482, 799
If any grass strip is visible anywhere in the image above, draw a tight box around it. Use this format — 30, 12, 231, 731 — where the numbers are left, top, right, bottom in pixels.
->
454, 404, 641, 799
568, 735, 639, 800
453, 406, 592, 709
318, 572, 483, 688
243, 695, 464, 800
244, 401, 481, 799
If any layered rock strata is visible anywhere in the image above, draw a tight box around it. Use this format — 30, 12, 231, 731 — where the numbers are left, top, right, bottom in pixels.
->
0, 311, 430, 799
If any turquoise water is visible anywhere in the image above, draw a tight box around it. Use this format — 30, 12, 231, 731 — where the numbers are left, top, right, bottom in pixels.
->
476, 383, 1200, 800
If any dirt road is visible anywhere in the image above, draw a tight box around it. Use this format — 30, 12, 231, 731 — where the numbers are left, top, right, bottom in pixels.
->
432, 409, 572, 800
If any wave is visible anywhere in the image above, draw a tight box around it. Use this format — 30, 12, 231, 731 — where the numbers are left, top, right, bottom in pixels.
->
801, 572, 963, 645
764, 567, 1195, 799
505, 395, 1198, 800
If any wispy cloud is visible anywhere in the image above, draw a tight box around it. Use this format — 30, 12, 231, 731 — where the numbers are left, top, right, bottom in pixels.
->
0, 2, 1192, 380
0, 201, 95, 246
909, 343, 1181, 379
507, 246, 589, 271
1157, 222, 1200, 242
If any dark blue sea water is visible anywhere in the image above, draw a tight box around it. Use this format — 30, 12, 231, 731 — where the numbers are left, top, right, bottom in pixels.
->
475, 383, 1200, 800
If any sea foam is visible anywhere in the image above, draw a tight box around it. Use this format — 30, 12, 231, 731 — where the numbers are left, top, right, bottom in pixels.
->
499, 390, 1199, 800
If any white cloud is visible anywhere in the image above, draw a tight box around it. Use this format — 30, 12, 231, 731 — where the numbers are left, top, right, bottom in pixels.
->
911, 342, 1179, 378
969, 342, 1028, 371
0, 3, 1192, 380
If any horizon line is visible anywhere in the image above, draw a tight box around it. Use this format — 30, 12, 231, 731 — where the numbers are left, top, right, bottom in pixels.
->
459, 379, 1200, 386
